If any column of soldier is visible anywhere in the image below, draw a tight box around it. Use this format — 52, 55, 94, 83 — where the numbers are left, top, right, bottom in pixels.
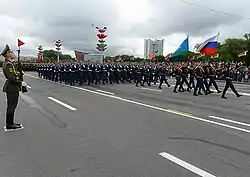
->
37, 61, 243, 99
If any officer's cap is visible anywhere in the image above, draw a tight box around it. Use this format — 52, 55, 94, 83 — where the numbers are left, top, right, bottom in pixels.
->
1, 44, 10, 56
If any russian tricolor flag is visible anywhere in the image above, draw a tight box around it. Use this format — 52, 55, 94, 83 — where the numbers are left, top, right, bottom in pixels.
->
195, 33, 219, 55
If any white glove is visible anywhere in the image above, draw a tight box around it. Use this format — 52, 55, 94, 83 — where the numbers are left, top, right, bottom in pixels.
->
22, 81, 27, 87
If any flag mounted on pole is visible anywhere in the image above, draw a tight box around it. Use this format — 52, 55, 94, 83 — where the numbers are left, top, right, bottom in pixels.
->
172, 36, 189, 57
16, 38, 27, 93
171, 36, 189, 61
18, 39, 25, 47
194, 33, 219, 55
238, 50, 248, 57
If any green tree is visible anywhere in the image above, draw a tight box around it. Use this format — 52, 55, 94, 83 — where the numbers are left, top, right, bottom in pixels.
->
61, 54, 74, 61
217, 35, 250, 65
43, 50, 74, 61
155, 55, 165, 62
244, 33, 250, 40
43, 50, 57, 60
225, 38, 246, 59
134, 57, 144, 62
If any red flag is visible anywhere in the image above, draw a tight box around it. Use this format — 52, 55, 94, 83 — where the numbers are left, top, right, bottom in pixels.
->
238, 50, 248, 57
18, 39, 25, 47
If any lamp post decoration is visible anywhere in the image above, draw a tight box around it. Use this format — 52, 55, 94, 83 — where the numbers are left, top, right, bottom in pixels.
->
92, 24, 108, 63
55, 40, 62, 63
37, 45, 44, 63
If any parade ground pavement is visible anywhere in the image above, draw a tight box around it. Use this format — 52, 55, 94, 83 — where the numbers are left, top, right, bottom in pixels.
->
1, 72, 250, 177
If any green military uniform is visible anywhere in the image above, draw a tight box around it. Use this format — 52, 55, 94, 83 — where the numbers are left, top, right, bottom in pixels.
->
1, 44, 22, 130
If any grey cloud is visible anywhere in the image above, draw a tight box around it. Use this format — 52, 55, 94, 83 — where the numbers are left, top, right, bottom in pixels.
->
0, 0, 121, 56
128, 0, 248, 38
1, 0, 250, 57
0, 44, 33, 57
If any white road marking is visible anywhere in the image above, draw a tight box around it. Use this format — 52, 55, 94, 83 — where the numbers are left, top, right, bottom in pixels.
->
48, 97, 77, 111
71, 87, 250, 133
237, 89, 250, 92
0, 76, 31, 89
232, 82, 250, 87
27, 74, 250, 133
209, 116, 250, 127
140, 87, 163, 92
156, 83, 250, 97
209, 89, 250, 96
167, 78, 250, 87
0, 72, 31, 88
29, 74, 250, 96
159, 152, 216, 177
96, 89, 115, 95
236, 92, 250, 96
234, 85, 250, 88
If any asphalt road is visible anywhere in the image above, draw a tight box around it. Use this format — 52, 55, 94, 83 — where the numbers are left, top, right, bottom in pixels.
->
0, 72, 250, 177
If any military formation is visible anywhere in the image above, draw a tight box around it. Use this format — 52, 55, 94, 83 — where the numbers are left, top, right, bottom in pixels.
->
37, 61, 243, 99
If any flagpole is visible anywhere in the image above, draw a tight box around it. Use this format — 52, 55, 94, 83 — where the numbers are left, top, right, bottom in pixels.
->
17, 46, 21, 79
17, 39, 27, 93
187, 34, 189, 61
217, 32, 220, 42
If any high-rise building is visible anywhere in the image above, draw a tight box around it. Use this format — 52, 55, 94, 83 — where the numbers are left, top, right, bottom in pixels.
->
144, 39, 164, 58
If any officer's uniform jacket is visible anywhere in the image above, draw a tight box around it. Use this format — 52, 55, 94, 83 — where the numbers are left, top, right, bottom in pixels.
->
2, 60, 21, 92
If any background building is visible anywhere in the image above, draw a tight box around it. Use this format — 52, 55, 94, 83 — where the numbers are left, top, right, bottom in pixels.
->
74, 50, 91, 61
74, 50, 103, 63
144, 39, 164, 58
20, 56, 37, 62
85, 53, 103, 63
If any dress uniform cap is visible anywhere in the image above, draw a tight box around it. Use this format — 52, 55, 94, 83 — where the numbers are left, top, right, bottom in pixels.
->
1, 44, 10, 56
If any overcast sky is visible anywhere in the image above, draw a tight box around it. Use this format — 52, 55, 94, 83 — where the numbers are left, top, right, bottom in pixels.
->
0, 0, 249, 58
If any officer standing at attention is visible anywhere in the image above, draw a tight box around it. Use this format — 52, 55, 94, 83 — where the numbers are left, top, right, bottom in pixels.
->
1, 44, 25, 130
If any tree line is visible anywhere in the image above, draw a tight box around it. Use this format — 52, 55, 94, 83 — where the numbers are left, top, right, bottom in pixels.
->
216, 33, 250, 65
1, 33, 248, 66
105, 33, 250, 65
42, 50, 75, 61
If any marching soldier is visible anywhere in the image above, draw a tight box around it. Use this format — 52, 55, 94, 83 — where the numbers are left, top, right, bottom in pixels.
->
208, 64, 221, 93
179, 65, 189, 92
203, 65, 213, 94
135, 67, 144, 87
193, 65, 208, 96
158, 67, 171, 89
221, 66, 242, 99
1, 45, 25, 131
187, 65, 195, 90
173, 65, 183, 93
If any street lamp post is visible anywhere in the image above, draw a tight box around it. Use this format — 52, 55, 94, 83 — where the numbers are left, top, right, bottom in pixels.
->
152, 42, 159, 63
152, 43, 156, 62
55, 40, 62, 63
37, 45, 43, 63
92, 24, 108, 63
